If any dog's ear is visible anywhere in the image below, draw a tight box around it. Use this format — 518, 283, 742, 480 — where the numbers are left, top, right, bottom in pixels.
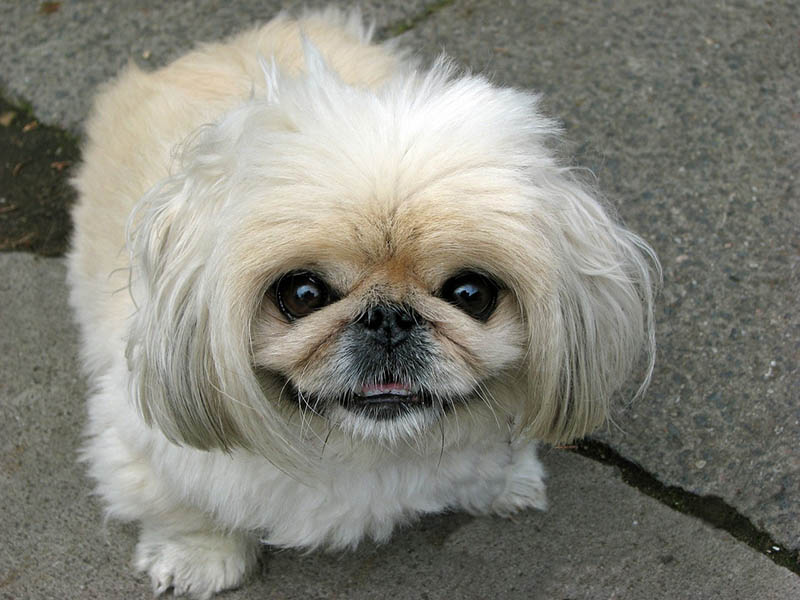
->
518, 177, 658, 443
124, 151, 250, 452
122, 109, 311, 469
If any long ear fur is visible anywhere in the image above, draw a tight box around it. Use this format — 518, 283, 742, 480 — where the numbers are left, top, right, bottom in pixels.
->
125, 130, 245, 452
124, 116, 305, 467
520, 173, 659, 443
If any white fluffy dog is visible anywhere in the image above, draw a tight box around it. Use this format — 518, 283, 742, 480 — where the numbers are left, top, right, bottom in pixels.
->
68, 8, 657, 598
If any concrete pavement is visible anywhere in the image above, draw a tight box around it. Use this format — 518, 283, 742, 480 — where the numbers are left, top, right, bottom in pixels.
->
1, 1, 798, 598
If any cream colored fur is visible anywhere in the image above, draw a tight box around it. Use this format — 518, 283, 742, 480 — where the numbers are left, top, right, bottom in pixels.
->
68, 8, 656, 599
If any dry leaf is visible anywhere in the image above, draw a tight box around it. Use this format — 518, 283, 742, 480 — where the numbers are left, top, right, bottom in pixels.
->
22, 121, 39, 133
39, 2, 61, 15
0, 111, 16, 127
0, 232, 35, 250
50, 160, 72, 172
12, 232, 35, 247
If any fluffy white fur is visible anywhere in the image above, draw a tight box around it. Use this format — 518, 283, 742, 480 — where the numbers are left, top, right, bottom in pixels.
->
68, 8, 657, 599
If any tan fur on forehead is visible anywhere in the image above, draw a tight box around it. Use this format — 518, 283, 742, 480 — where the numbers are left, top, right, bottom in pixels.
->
229, 176, 557, 306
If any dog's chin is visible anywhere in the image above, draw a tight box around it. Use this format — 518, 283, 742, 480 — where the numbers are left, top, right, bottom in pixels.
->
325, 402, 447, 443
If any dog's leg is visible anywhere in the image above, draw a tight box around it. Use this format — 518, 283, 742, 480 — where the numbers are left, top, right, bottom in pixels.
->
84, 408, 259, 599
134, 512, 259, 599
489, 440, 548, 516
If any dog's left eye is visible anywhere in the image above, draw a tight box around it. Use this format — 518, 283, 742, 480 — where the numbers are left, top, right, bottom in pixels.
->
275, 272, 331, 320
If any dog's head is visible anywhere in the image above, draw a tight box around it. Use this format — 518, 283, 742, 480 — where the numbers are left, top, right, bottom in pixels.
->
125, 51, 657, 467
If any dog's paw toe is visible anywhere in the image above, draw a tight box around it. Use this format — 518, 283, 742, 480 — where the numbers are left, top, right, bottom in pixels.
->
152, 572, 173, 597
135, 529, 257, 599
491, 479, 547, 517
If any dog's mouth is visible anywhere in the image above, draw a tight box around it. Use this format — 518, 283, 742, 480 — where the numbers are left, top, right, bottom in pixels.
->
355, 382, 418, 403
342, 382, 428, 420
283, 379, 457, 421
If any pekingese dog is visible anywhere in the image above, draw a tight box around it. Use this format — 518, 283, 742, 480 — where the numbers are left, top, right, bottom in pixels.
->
68, 7, 657, 599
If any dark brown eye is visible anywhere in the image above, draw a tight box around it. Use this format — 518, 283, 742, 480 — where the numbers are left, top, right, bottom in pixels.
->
275, 272, 331, 320
440, 272, 499, 321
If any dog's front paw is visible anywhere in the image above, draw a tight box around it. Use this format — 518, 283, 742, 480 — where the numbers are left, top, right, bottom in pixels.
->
491, 441, 548, 517
135, 527, 258, 599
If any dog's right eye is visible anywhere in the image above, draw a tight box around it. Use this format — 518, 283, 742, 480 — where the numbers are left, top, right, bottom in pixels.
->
440, 271, 499, 322
275, 272, 331, 320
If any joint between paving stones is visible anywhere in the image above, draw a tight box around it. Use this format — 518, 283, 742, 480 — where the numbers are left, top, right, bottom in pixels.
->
376, 0, 457, 40
573, 439, 800, 575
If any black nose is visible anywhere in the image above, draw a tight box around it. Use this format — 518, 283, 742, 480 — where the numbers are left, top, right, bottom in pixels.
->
356, 304, 421, 347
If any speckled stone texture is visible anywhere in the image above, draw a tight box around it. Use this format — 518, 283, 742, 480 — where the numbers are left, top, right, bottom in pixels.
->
402, 0, 800, 550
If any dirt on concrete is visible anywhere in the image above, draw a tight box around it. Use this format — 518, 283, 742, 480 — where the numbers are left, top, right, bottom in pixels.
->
0, 95, 80, 256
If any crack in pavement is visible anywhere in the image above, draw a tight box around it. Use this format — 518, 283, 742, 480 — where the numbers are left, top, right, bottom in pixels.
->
574, 439, 800, 575
376, 0, 457, 39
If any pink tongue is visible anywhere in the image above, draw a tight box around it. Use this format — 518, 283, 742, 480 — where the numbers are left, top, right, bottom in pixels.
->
360, 383, 411, 396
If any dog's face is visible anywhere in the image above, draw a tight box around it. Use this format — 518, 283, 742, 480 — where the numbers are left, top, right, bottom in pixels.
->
248, 169, 549, 442
125, 56, 655, 465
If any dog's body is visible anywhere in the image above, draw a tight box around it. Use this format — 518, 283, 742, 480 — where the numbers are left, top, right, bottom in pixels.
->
69, 9, 655, 598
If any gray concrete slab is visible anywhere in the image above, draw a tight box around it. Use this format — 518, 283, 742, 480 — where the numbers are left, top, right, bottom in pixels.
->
402, 0, 800, 552
1, 255, 797, 598
0, 0, 428, 133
